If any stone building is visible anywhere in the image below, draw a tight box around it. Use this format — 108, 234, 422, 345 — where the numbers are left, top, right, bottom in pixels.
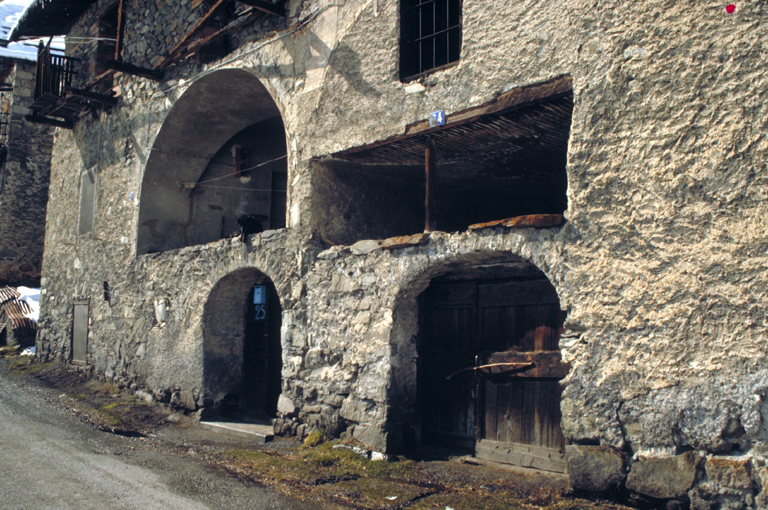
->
13, 0, 768, 505
0, 0, 58, 286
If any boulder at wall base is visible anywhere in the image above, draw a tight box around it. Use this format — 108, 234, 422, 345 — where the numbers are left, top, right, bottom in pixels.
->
626, 451, 704, 499
566, 445, 627, 492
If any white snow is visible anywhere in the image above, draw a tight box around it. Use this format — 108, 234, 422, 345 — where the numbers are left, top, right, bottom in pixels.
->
0, 0, 64, 61
16, 286, 39, 323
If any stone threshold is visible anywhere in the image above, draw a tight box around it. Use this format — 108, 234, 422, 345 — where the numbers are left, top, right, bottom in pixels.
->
199, 421, 274, 443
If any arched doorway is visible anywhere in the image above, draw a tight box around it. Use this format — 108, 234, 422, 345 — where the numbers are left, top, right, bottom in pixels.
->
202, 268, 282, 420
137, 69, 287, 254
416, 261, 569, 472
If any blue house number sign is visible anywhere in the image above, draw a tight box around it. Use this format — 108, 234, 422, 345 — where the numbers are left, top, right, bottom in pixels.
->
253, 285, 267, 320
429, 110, 445, 127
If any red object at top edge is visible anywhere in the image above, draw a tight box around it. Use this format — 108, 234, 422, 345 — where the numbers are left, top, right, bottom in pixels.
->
726, 4, 736, 13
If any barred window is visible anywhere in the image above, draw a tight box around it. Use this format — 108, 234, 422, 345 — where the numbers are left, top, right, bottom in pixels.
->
400, 0, 462, 81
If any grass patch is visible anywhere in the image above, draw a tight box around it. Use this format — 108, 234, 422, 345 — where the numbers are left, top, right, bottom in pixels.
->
0, 345, 20, 357
8, 357, 48, 374
227, 440, 419, 486
303, 430, 327, 448
98, 402, 124, 427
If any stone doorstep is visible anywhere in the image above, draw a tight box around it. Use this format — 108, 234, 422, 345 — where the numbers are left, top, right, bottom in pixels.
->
199, 421, 274, 443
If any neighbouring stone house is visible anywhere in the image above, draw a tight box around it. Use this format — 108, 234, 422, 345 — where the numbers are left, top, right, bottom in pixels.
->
0, 0, 58, 286
12, 0, 768, 505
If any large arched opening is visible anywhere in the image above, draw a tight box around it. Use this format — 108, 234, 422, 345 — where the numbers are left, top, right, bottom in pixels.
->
389, 256, 569, 473
137, 69, 287, 254
201, 268, 282, 421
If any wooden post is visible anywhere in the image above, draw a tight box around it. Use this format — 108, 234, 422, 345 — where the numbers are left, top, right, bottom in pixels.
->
425, 136, 436, 232
115, 0, 126, 60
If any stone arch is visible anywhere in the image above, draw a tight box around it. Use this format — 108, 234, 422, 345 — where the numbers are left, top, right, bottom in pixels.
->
201, 267, 283, 419
137, 68, 287, 254
387, 249, 568, 469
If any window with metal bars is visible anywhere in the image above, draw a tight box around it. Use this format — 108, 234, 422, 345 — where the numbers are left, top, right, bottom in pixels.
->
400, 0, 462, 81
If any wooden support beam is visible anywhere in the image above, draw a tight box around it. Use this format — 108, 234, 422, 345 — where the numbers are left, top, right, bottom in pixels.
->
24, 115, 73, 129
236, 0, 285, 16
65, 87, 118, 106
115, 0, 126, 60
156, 0, 232, 69
424, 136, 436, 233
104, 59, 163, 81
180, 9, 262, 59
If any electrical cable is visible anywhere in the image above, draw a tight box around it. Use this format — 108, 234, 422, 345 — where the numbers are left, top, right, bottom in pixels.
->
193, 154, 287, 185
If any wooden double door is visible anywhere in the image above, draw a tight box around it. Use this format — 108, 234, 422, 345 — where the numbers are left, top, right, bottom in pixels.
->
418, 277, 569, 473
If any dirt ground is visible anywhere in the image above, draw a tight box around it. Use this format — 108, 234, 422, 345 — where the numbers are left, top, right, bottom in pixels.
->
0, 348, 632, 510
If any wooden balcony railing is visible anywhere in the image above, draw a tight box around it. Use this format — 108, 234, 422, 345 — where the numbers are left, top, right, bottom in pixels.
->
34, 41, 78, 100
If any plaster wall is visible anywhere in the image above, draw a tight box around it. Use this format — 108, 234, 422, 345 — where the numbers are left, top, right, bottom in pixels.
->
35, 0, 768, 504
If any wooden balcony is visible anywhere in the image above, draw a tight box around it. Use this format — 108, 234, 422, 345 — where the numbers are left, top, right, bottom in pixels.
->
27, 41, 116, 128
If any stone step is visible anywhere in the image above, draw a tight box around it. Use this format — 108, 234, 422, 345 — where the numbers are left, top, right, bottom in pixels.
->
199, 421, 274, 443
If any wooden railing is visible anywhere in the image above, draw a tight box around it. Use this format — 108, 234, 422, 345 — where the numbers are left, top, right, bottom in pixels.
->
34, 41, 78, 100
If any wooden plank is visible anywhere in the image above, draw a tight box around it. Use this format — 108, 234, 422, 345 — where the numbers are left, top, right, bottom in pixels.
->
507, 381, 523, 444
547, 380, 560, 448
156, 0, 232, 69
483, 378, 496, 442
334, 75, 572, 159
180, 9, 262, 58
523, 305, 552, 351
380, 233, 429, 249
115, 0, 126, 59
424, 281, 476, 308
468, 214, 566, 231
236, 0, 285, 16
24, 115, 73, 129
480, 305, 518, 351
478, 279, 559, 307
475, 439, 566, 474
104, 59, 163, 81
424, 136, 436, 232
65, 88, 118, 106
485, 351, 570, 379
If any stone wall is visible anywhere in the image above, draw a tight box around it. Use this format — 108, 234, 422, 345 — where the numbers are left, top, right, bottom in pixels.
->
35, 0, 768, 506
0, 59, 55, 286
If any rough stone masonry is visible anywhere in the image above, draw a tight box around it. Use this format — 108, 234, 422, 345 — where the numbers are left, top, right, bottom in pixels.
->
24, 0, 768, 506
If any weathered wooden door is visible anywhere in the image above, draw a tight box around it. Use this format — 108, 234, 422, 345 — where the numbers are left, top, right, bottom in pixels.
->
241, 283, 282, 416
419, 278, 568, 472
475, 279, 568, 473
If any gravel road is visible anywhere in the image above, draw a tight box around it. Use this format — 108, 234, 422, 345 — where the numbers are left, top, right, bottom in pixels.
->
0, 371, 315, 510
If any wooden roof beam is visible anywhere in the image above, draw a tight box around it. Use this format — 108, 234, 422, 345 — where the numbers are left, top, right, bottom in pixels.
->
25, 115, 74, 129
236, 0, 285, 17
104, 58, 163, 81
156, 0, 233, 69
